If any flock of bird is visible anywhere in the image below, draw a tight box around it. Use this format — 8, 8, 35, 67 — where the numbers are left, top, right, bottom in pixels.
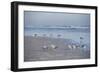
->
32, 34, 87, 51
42, 44, 87, 51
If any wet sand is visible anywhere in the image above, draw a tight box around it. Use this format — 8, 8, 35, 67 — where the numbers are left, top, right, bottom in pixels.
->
24, 36, 90, 62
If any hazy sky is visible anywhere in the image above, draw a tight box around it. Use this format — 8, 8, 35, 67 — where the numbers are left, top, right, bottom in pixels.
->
24, 11, 90, 28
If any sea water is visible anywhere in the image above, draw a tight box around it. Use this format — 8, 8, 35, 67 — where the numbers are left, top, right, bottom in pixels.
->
24, 27, 90, 45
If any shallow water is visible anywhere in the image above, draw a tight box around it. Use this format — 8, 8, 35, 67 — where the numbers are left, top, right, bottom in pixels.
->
25, 28, 90, 45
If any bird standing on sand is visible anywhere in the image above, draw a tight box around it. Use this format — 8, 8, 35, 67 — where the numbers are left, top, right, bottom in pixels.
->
80, 37, 83, 44
68, 44, 72, 49
51, 44, 57, 49
42, 45, 48, 50
72, 45, 76, 49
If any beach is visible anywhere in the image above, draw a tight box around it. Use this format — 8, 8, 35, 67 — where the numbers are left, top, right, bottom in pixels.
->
24, 36, 90, 62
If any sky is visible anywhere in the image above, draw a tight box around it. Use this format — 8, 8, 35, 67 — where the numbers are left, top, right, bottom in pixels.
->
24, 11, 90, 28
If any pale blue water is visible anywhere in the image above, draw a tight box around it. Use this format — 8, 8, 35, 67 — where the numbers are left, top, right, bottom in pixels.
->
24, 28, 90, 45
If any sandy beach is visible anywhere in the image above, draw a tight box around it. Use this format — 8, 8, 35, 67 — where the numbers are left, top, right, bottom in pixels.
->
24, 36, 90, 62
